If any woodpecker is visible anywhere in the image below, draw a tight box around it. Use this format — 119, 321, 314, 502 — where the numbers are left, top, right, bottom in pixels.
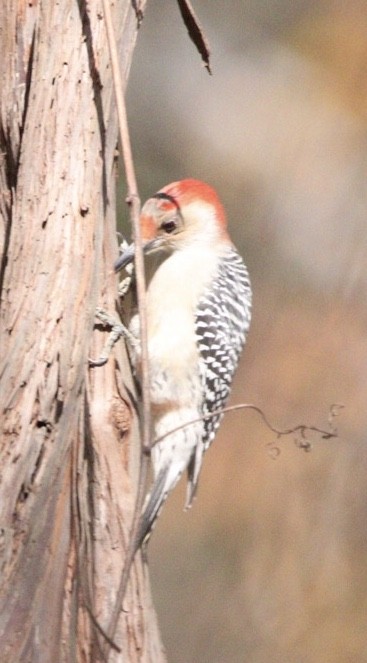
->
115, 179, 252, 547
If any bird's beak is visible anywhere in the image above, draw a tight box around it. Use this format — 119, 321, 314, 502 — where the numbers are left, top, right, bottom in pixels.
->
114, 237, 165, 273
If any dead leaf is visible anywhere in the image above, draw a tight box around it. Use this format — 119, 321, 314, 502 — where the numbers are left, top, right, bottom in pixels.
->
176, 0, 212, 74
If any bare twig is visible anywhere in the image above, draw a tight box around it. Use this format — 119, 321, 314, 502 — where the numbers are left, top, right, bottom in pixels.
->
84, 604, 121, 655
152, 403, 343, 449
101, 0, 151, 655
102, 0, 150, 451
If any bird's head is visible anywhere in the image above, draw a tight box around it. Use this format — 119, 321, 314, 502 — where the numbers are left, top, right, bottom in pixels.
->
114, 179, 230, 272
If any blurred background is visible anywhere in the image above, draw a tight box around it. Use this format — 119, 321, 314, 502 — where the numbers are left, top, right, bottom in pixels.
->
122, 1, 367, 661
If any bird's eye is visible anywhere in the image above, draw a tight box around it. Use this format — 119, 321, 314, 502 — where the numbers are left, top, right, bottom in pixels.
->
161, 219, 177, 234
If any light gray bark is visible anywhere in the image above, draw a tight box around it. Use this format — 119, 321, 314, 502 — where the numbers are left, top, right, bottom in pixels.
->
0, 1, 165, 661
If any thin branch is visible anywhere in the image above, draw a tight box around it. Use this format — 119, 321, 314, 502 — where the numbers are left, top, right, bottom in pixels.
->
84, 604, 120, 656
101, 0, 151, 655
101, 0, 150, 450
152, 403, 343, 449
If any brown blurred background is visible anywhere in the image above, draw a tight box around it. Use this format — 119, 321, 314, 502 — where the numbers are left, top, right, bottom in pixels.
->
122, 1, 367, 661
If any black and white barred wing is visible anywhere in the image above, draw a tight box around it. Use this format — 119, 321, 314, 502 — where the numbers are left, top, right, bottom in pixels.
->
195, 248, 252, 449
185, 248, 251, 507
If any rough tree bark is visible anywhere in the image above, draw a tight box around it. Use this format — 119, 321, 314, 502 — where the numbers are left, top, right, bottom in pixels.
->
0, 1, 165, 661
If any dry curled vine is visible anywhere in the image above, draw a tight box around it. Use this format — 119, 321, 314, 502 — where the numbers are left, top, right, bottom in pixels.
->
153, 403, 344, 454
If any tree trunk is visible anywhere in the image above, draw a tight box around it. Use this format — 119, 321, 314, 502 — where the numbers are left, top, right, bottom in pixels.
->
0, 1, 165, 661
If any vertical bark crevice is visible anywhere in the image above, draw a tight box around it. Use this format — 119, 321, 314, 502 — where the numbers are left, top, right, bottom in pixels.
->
77, 0, 109, 213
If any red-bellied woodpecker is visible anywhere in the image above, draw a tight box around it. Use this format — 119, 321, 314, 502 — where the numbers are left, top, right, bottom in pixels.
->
115, 179, 252, 546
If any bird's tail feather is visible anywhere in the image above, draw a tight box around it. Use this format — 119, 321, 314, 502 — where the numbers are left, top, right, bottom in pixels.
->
136, 466, 170, 548
185, 441, 204, 509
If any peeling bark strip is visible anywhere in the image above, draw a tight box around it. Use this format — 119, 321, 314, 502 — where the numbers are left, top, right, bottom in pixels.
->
176, 0, 211, 74
0, 1, 165, 661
